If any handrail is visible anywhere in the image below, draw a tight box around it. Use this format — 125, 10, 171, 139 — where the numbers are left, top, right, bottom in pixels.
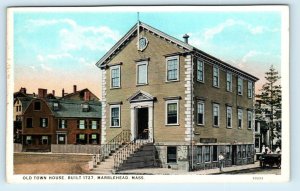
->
113, 132, 150, 170
100, 130, 131, 161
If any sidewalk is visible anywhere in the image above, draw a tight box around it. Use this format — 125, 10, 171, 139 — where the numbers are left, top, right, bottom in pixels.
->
117, 162, 260, 175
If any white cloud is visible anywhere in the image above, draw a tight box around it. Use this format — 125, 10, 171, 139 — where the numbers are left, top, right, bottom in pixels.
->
46, 53, 72, 60
241, 50, 259, 63
40, 63, 52, 71
28, 18, 121, 52
37, 54, 44, 62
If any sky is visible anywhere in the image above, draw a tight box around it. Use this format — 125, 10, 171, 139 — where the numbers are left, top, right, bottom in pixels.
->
13, 8, 282, 98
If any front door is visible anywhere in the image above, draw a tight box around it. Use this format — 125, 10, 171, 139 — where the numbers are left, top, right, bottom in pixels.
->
232, 145, 237, 165
137, 107, 149, 139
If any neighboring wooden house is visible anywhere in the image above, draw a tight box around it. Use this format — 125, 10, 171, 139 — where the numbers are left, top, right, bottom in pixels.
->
96, 22, 259, 170
60, 85, 99, 101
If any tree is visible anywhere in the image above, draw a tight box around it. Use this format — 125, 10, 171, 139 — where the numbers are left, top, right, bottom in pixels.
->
256, 65, 281, 151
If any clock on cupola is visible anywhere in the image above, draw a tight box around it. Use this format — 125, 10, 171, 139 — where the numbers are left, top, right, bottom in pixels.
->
138, 36, 148, 51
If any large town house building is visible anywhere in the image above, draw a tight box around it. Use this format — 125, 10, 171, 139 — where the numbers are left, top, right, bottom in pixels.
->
96, 22, 258, 170
96, 21, 259, 171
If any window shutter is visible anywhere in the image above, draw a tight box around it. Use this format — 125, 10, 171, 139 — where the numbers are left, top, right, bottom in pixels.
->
46, 118, 48, 127
77, 120, 79, 129
40, 118, 42, 127
65, 119, 67, 129
58, 119, 61, 128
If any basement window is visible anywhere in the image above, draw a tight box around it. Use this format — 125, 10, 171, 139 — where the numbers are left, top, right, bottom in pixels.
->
167, 146, 177, 163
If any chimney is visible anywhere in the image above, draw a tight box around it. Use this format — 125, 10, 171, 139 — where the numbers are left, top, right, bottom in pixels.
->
73, 85, 77, 93
84, 91, 90, 101
20, 87, 27, 94
52, 90, 55, 96
62, 88, 65, 97
183, 34, 190, 44
38, 88, 47, 98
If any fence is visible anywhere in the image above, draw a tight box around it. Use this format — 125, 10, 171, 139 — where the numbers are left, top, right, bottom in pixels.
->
51, 144, 101, 154
14, 143, 23, 152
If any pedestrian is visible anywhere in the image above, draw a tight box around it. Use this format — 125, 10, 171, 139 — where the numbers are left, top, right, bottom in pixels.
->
266, 147, 272, 154
261, 145, 266, 154
218, 152, 225, 172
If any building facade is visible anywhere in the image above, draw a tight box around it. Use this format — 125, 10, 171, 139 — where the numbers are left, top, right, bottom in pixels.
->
15, 87, 101, 152
96, 22, 259, 170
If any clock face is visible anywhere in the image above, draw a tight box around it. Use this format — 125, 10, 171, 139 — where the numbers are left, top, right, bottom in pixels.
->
138, 37, 148, 51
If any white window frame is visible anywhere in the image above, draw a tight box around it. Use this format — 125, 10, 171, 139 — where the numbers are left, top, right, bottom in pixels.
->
248, 81, 253, 98
238, 109, 243, 129
59, 119, 66, 129
166, 56, 179, 82
110, 105, 121, 128
110, 65, 121, 88
247, 111, 253, 129
226, 106, 232, 128
238, 77, 243, 95
213, 65, 219, 87
91, 120, 98, 130
226, 72, 232, 92
197, 101, 205, 125
136, 61, 148, 85
197, 59, 204, 82
79, 120, 86, 129
165, 100, 179, 126
213, 103, 220, 127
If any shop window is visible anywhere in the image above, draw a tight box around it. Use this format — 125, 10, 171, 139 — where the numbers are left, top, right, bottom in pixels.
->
212, 145, 218, 162
204, 146, 211, 162
196, 146, 202, 163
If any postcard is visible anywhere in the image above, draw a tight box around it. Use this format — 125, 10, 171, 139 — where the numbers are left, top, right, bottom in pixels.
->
6, 5, 289, 183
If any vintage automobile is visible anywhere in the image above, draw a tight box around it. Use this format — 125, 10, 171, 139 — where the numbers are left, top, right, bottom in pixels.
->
259, 154, 281, 168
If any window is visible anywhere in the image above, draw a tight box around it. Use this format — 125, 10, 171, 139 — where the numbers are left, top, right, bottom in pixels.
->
53, 102, 59, 111
242, 145, 246, 158
213, 145, 218, 162
26, 136, 32, 145
111, 105, 120, 127
255, 138, 260, 149
59, 119, 67, 129
57, 134, 66, 144
247, 145, 252, 157
226, 72, 232, 91
204, 146, 211, 162
111, 65, 120, 88
248, 111, 253, 129
91, 120, 99, 129
167, 146, 177, 163
79, 120, 86, 129
255, 121, 259, 132
237, 145, 241, 158
26, 118, 33, 128
196, 146, 202, 163
40, 118, 48, 128
34, 101, 41, 110
225, 145, 231, 159
41, 136, 48, 145
76, 134, 87, 144
227, 106, 232, 128
166, 100, 179, 125
213, 66, 219, 87
197, 101, 205, 125
89, 134, 99, 144
238, 109, 243, 129
137, 61, 148, 85
166, 56, 179, 81
238, 77, 243, 95
197, 60, 204, 82
248, 81, 253, 98
213, 103, 220, 127
82, 103, 89, 112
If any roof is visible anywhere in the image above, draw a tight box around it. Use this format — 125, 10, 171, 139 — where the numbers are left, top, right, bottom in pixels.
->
96, 21, 259, 82
60, 88, 99, 101
47, 99, 101, 118
15, 97, 33, 112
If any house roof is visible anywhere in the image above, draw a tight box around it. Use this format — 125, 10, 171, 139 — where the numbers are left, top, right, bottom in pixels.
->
47, 99, 102, 118
60, 88, 99, 101
95, 21, 259, 82
15, 97, 33, 113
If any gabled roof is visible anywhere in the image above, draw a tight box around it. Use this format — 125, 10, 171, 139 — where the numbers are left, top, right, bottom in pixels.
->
95, 21, 259, 81
127, 90, 155, 103
60, 88, 99, 101
14, 97, 33, 113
